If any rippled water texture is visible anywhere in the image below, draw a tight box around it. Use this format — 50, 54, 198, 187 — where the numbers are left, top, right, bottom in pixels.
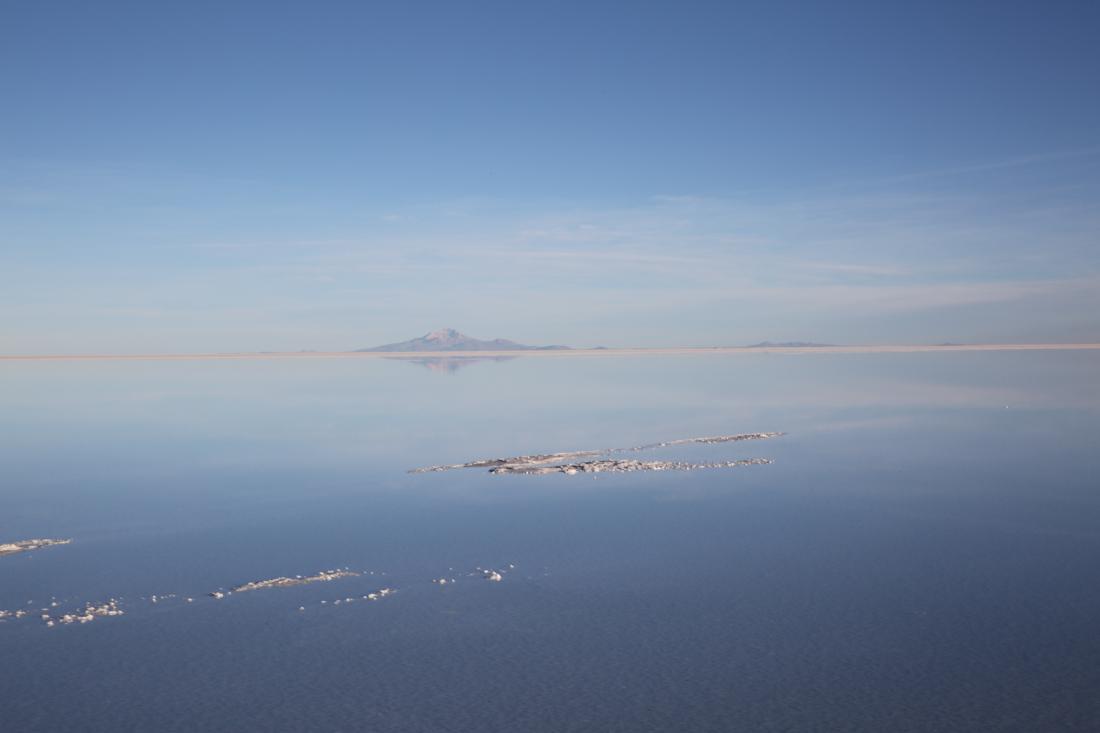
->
2, 351, 1099, 731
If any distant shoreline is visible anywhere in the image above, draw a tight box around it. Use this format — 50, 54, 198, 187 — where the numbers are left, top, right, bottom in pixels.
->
2, 343, 1099, 362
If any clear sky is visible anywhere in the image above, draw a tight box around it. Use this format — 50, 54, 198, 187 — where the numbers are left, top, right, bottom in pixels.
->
3, 0, 1099, 353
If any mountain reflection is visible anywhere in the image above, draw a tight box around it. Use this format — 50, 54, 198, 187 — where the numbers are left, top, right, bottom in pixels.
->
386, 356, 518, 374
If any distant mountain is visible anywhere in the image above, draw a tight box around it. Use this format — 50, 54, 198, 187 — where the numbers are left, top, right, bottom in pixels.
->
745, 341, 836, 348
357, 328, 570, 352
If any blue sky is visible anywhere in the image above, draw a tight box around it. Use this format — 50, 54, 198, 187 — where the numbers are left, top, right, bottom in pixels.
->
2, 0, 1099, 352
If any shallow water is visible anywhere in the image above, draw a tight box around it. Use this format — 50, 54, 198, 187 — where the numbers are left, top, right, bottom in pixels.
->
2, 352, 1099, 731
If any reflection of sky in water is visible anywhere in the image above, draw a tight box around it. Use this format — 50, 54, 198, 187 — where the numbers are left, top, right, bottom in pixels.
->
1, 352, 1099, 731
2, 351, 1095, 488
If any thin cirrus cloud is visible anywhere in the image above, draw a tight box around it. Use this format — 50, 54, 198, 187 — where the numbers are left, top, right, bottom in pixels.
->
2, 149, 1099, 352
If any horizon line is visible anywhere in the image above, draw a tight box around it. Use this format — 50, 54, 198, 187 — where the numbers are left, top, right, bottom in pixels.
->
3, 343, 1100, 362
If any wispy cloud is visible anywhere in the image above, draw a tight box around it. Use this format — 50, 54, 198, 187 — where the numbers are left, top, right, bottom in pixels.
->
787, 260, 911, 278
5, 148, 1099, 352
847, 145, 1100, 188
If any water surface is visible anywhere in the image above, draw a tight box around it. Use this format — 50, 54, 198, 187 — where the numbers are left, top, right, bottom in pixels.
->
2, 352, 1098, 731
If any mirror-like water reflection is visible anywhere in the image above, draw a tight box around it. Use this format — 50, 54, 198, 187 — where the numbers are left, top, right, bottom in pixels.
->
1, 352, 1098, 731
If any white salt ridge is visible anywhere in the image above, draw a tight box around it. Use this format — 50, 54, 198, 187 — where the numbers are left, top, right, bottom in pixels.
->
491, 457, 774, 475
3, 562, 519, 630
408, 432, 784, 475
42, 599, 124, 628
0, 538, 72, 557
